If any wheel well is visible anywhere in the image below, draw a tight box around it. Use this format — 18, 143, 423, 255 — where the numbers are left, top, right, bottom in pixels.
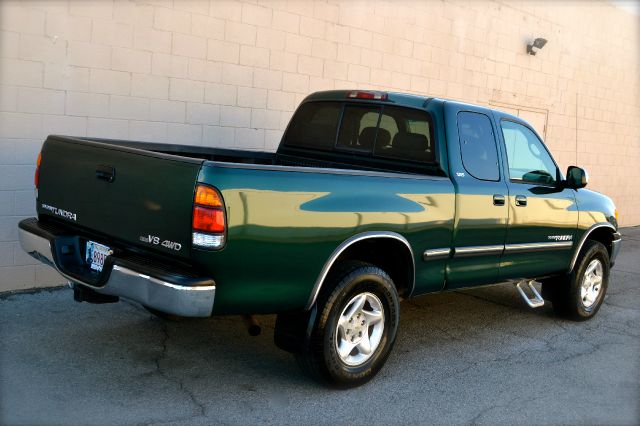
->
586, 227, 615, 257
331, 237, 414, 298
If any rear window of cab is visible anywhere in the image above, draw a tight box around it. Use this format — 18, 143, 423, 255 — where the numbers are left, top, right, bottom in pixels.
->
283, 101, 435, 164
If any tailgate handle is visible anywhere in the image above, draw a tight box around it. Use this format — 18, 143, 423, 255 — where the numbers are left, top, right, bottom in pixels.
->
96, 165, 116, 183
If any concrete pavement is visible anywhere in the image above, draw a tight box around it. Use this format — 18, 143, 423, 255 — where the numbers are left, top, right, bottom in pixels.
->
1, 228, 639, 425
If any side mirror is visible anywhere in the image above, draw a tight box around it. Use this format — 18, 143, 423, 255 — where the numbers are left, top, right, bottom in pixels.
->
566, 166, 588, 189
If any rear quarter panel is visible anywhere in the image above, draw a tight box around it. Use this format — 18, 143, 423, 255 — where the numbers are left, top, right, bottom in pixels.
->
194, 164, 455, 314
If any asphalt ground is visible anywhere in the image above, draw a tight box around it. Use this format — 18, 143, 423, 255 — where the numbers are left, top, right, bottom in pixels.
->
1, 228, 639, 425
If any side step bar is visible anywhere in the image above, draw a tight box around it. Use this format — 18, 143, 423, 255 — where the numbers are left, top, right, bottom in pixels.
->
515, 280, 545, 308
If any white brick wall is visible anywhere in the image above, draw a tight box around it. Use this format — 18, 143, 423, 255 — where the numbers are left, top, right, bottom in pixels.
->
0, 0, 638, 292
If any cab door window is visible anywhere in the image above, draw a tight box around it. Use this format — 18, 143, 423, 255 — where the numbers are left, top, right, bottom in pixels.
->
501, 120, 557, 185
457, 112, 500, 181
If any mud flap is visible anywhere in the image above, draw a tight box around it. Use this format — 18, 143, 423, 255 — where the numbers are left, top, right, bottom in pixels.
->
274, 305, 318, 354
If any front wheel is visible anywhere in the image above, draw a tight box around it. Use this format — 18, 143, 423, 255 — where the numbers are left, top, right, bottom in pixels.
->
542, 240, 610, 321
295, 261, 400, 388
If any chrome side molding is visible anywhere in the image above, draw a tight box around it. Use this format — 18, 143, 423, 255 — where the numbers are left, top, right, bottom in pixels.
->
454, 245, 504, 258
422, 248, 451, 261
447, 241, 574, 259
504, 241, 573, 253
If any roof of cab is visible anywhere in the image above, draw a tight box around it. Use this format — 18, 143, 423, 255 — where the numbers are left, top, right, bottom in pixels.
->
304, 90, 527, 123
303, 90, 435, 110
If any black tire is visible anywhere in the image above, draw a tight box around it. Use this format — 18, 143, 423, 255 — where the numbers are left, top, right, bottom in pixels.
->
542, 240, 610, 321
143, 305, 184, 322
295, 261, 400, 388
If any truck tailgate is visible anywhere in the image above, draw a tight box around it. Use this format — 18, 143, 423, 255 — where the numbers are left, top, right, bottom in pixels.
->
37, 136, 203, 260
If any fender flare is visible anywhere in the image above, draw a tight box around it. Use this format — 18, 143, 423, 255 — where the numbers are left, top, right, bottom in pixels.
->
568, 222, 616, 272
304, 231, 415, 310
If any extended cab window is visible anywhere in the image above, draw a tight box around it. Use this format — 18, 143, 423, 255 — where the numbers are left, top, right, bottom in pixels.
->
457, 112, 500, 181
501, 120, 557, 185
283, 102, 342, 150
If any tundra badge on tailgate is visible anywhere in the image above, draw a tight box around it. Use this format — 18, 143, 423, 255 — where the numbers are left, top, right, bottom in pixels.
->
41, 203, 77, 221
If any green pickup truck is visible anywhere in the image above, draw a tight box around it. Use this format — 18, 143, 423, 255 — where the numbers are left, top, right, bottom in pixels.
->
19, 90, 621, 387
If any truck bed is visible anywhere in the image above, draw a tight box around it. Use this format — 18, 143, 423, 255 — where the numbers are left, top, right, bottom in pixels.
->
77, 137, 443, 176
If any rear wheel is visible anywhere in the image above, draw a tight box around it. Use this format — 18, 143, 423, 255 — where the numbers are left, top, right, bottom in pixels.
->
542, 240, 610, 321
293, 261, 399, 388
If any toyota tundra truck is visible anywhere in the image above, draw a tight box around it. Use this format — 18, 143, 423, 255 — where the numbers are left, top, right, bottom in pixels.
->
19, 90, 621, 387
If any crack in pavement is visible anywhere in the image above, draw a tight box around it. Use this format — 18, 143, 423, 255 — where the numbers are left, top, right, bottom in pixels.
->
452, 343, 553, 376
553, 340, 619, 364
468, 395, 532, 425
600, 326, 640, 340
611, 269, 640, 275
449, 316, 628, 376
453, 289, 526, 311
139, 319, 208, 426
605, 302, 640, 311
446, 326, 567, 376
402, 299, 488, 343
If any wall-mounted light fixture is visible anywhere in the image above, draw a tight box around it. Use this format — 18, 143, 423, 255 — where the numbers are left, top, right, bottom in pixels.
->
527, 38, 547, 55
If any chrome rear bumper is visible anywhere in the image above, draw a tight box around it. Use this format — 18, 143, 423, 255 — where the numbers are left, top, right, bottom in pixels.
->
18, 219, 215, 317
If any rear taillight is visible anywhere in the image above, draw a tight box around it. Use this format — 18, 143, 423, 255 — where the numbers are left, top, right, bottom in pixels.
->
192, 184, 226, 249
34, 151, 42, 189
193, 207, 225, 232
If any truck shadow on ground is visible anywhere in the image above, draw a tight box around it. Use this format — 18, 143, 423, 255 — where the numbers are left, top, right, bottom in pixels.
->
65, 282, 565, 390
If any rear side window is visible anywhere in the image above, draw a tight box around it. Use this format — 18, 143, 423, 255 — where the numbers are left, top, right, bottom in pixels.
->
284, 101, 435, 164
283, 102, 341, 150
457, 112, 500, 181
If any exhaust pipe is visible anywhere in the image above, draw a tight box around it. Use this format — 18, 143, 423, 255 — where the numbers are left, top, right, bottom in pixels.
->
73, 284, 119, 304
243, 315, 261, 336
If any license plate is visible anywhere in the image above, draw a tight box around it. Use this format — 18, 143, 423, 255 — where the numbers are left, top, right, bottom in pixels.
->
85, 240, 112, 272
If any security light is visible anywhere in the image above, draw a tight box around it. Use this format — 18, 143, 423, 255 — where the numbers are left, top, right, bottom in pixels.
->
526, 38, 547, 55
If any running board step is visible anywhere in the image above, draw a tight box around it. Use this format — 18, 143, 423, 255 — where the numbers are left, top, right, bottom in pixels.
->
515, 280, 544, 308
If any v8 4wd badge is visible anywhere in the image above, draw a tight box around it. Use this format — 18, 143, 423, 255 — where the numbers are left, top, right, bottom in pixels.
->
139, 234, 182, 251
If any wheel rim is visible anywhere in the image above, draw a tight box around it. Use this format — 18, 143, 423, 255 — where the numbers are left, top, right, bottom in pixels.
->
580, 259, 603, 308
335, 292, 385, 366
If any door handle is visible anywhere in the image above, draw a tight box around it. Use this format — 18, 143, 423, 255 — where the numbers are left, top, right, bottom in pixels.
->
492, 194, 505, 206
515, 195, 527, 206
96, 165, 116, 183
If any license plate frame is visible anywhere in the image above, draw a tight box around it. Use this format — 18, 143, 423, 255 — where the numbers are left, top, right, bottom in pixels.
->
85, 240, 112, 273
